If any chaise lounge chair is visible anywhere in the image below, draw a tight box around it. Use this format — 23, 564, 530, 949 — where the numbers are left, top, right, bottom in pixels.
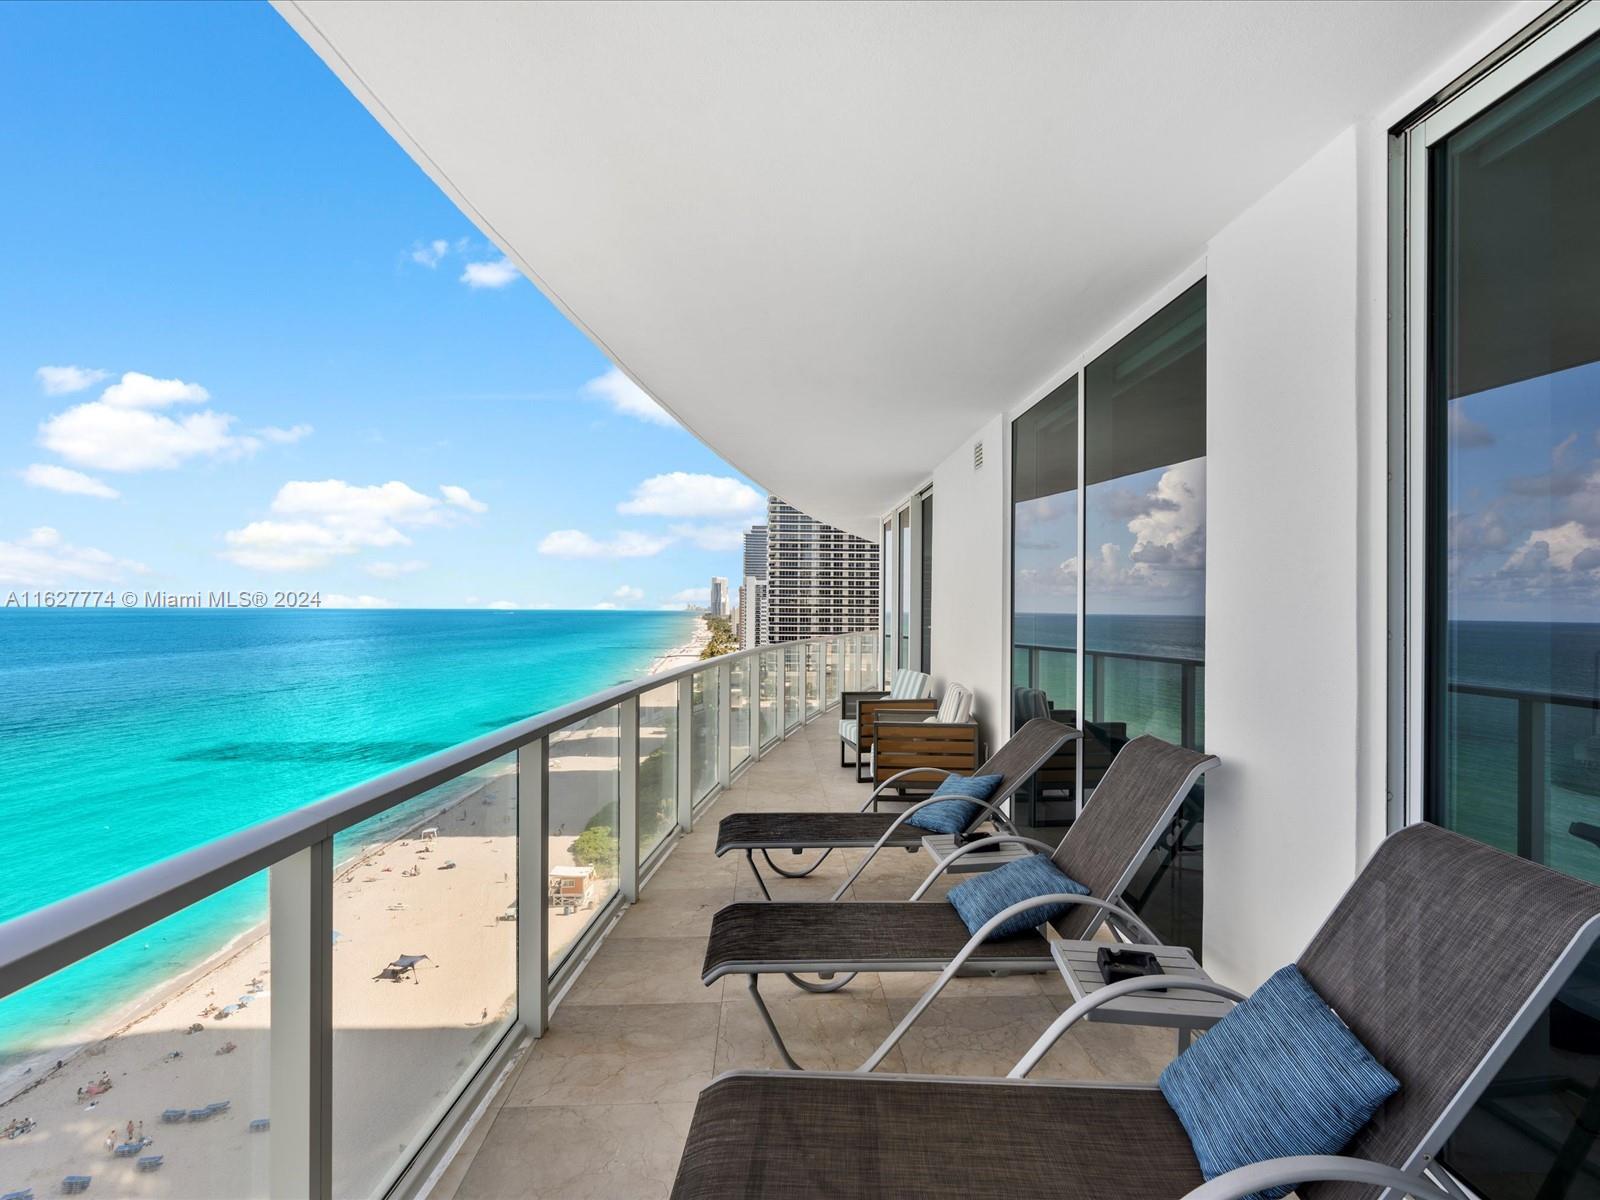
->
719, 718, 1079, 899
839, 668, 932, 780
674, 823, 1600, 1199
705, 734, 1218, 1066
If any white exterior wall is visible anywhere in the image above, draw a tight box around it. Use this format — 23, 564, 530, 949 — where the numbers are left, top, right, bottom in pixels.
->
1201, 128, 1366, 988
928, 415, 1009, 753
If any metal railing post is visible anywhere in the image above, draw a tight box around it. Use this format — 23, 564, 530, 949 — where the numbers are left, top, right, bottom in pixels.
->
269, 838, 333, 1200
1029, 646, 1040, 690
717, 663, 733, 790
750, 656, 766, 762
516, 738, 550, 1036
1516, 697, 1548, 863
677, 678, 694, 831
1091, 652, 1105, 723
775, 648, 788, 739
618, 696, 640, 903
1180, 663, 1197, 751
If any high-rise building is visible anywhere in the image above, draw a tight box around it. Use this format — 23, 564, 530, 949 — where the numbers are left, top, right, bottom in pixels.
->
763, 496, 879, 642
742, 525, 767, 581
736, 576, 767, 649
709, 576, 729, 618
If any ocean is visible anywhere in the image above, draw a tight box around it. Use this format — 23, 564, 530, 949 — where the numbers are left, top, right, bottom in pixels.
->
0, 608, 694, 1072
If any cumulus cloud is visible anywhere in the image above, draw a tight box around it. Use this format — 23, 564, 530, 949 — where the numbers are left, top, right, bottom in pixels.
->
322, 593, 396, 609
410, 239, 451, 267
613, 585, 645, 603
670, 586, 711, 606
35, 372, 274, 472
257, 424, 313, 445
460, 257, 519, 289
1448, 405, 1496, 449
537, 529, 674, 559
484, 599, 521, 610
582, 367, 675, 426
21, 463, 119, 499
618, 472, 763, 518
222, 480, 479, 570
36, 365, 108, 395
0, 526, 147, 586
440, 484, 488, 513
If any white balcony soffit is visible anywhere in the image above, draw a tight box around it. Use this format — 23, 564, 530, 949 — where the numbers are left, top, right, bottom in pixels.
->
278, 0, 1513, 536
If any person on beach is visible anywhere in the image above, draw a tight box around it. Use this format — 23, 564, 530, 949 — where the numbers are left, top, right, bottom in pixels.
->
105, 1129, 115, 1153
127, 1119, 134, 1141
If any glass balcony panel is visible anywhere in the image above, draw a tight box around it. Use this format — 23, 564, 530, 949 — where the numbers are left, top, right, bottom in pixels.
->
547, 709, 621, 972
332, 754, 518, 1198
784, 646, 803, 732
759, 652, 781, 748
638, 683, 679, 864
804, 644, 821, 718
0, 869, 276, 1199
729, 660, 751, 770
691, 669, 720, 804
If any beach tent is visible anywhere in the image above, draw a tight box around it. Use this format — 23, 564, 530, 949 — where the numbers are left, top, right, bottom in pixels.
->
374, 953, 431, 982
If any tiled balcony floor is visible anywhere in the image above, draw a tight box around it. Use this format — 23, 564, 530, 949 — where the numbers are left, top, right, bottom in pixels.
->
435, 714, 1177, 1200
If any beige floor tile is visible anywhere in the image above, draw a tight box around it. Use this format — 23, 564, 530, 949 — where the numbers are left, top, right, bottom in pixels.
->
454, 1103, 694, 1200
715, 982, 906, 1074
617, 886, 731, 936
506, 1003, 719, 1106
562, 937, 724, 1006
885, 992, 1063, 1077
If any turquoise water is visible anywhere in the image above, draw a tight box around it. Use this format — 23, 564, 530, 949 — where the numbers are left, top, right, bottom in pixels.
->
0, 608, 693, 1069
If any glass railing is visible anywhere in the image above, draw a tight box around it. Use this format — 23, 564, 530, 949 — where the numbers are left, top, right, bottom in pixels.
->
0, 630, 875, 1200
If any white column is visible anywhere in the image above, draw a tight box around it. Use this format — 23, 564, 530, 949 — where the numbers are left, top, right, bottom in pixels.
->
516, 739, 550, 1036
269, 840, 333, 1200
618, 696, 640, 902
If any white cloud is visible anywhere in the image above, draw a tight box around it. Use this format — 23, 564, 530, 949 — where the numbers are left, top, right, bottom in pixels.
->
613, 585, 645, 603
34, 372, 285, 472
100, 371, 210, 409
40, 403, 254, 471
440, 484, 488, 513
618, 472, 763, 518
363, 559, 427, 579
460, 257, 520, 289
221, 480, 472, 570
36, 365, 108, 395
257, 424, 313, 445
322, 593, 396, 609
592, 602, 621, 610
537, 529, 674, 559
410, 239, 451, 267
21, 463, 119, 499
0, 526, 146, 586
670, 586, 711, 605
485, 599, 520, 610
669, 522, 747, 551
1505, 520, 1599, 572
582, 367, 675, 426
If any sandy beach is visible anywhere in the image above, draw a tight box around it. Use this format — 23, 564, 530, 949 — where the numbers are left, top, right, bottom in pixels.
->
0, 617, 714, 1199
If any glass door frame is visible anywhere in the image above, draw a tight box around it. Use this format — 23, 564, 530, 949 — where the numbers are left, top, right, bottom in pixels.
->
1394, 1, 1600, 833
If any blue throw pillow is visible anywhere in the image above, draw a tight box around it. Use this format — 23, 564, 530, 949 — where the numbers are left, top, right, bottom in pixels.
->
1159, 964, 1400, 1200
946, 854, 1088, 939
905, 773, 1004, 834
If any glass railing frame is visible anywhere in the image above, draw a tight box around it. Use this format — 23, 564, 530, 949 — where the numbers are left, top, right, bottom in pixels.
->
0, 627, 875, 1200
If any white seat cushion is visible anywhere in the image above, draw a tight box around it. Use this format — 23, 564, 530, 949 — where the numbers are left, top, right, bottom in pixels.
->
928, 684, 974, 725
839, 718, 859, 746
888, 669, 932, 700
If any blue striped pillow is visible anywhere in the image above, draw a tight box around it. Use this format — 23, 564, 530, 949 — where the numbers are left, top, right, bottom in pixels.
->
904, 773, 1004, 834
946, 853, 1088, 939
1159, 964, 1400, 1200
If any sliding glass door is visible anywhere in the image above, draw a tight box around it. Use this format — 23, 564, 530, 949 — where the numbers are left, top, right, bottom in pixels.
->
1412, 17, 1600, 1195
1083, 281, 1206, 953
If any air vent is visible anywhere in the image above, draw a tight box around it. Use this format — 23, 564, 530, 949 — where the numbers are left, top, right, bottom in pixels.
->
973, 440, 984, 471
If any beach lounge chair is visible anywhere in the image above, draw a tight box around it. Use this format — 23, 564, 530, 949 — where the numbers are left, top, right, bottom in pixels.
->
839, 668, 932, 780
863, 682, 980, 787
159, 1109, 185, 1124
60, 1178, 89, 1196
112, 1143, 139, 1159
706, 735, 1217, 1065
673, 824, 1600, 1199
135, 1157, 163, 1173
719, 719, 1079, 898
249, 1118, 270, 1133
2, 1188, 34, 1200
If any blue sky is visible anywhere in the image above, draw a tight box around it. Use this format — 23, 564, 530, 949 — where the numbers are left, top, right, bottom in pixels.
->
0, 1, 762, 610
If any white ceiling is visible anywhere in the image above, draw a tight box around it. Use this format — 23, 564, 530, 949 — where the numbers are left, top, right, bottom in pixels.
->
279, 0, 1513, 536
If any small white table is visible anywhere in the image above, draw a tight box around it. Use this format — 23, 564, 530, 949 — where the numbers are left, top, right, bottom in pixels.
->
1051, 939, 1235, 1050
919, 833, 1035, 873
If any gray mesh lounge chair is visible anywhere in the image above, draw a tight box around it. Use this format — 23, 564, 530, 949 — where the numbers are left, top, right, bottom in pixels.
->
719, 718, 1080, 898
674, 824, 1600, 1200
705, 735, 1218, 1065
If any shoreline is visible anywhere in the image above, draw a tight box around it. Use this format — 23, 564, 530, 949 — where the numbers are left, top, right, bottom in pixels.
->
646, 615, 712, 675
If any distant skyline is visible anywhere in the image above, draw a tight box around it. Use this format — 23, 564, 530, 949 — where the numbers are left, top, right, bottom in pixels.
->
0, 2, 767, 610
